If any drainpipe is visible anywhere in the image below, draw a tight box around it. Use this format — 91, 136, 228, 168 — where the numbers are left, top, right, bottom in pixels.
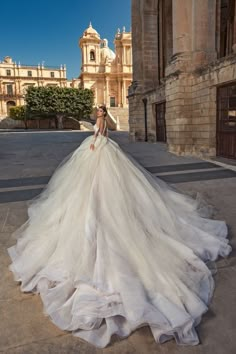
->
142, 97, 148, 142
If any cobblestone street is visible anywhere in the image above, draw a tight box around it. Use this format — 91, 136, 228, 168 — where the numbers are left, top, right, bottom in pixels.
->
0, 130, 236, 354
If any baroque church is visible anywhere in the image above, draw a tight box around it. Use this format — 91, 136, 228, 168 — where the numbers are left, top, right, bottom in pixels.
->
78, 23, 132, 130
0, 23, 132, 131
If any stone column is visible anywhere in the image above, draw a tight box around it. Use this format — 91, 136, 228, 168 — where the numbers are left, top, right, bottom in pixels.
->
0, 80, 3, 116
118, 79, 122, 107
172, 0, 217, 66
0, 99, 4, 116
166, 0, 194, 154
142, 0, 159, 90
123, 80, 127, 107
85, 45, 88, 67
131, 0, 144, 91
123, 46, 126, 65
14, 81, 18, 95
233, 1, 236, 53
129, 0, 158, 141
2, 101, 7, 115
122, 80, 127, 107
164, 0, 173, 65
167, 0, 218, 156
16, 80, 21, 95
105, 78, 109, 106
192, 0, 217, 62
172, 0, 192, 55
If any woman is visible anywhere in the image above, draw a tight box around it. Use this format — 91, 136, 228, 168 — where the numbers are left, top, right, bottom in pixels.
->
8, 105, 231, 348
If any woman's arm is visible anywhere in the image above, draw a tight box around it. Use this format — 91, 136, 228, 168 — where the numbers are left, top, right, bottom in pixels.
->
90, 119, 102, 151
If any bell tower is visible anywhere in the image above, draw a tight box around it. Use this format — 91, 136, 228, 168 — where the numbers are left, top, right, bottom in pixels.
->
114, 26, 132, 70
79, 22, 101, 73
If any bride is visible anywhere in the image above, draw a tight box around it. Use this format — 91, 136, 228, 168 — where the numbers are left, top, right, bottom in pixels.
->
8, 105, 231, 348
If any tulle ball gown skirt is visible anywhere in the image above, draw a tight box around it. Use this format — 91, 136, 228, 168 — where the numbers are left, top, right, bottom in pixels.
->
8, 134, 232, 348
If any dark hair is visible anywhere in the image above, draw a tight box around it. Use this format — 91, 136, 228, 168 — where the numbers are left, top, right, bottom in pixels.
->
98, 105, 108, 117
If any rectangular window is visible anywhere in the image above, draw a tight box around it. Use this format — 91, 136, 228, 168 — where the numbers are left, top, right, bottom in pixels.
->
50, 72, 55, 78
27, 70, 32, 77
6, 69, 11, 76
7, 84, 13, 95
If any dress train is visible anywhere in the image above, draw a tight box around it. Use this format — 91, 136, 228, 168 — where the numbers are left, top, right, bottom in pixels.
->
8, 123, 231, 348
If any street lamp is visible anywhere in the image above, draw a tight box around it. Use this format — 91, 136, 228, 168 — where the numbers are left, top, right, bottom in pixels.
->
142, 97, 148, 142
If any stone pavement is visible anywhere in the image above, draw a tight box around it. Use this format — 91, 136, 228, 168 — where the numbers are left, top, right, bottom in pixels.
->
0, 130, 235, 354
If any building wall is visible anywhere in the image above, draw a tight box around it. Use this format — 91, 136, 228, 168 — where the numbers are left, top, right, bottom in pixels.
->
0, 56, 68, 116
129, 0, 236, 158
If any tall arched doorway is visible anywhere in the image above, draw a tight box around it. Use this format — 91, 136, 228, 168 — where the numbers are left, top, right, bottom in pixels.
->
6, 101, 16, 116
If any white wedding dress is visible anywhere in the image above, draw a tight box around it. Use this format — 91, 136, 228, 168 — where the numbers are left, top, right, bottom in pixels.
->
8, 121, 231, 348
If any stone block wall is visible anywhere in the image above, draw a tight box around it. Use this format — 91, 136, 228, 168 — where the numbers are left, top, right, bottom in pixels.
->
166, 54, 236, 157
129, 92, 145, 141
165, 72, 193, 154
129, 0, 236, 158
129, 54, 236, 157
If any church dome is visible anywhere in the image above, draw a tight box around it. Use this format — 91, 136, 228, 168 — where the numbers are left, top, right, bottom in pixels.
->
100, 39, 116, 63
83, 22, 100, 39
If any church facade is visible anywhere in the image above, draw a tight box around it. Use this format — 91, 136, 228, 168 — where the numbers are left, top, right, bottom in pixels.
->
129, 0, 236, 159
79, 23, 132, 109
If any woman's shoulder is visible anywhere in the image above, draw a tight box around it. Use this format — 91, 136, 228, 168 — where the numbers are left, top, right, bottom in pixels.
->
96, 117, 105, 123
96, 117, 106, 127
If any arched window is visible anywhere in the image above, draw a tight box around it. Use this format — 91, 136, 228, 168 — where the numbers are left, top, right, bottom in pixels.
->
90, 50, 95, 61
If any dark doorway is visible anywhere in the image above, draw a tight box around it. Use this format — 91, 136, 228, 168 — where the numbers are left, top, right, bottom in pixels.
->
7, 101, 16, 116
217, 83, 236, 159
110, 96, 116, 107
155, 102, 166, 142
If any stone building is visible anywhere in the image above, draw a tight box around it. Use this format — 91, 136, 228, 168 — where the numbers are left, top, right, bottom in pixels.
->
79, 23, 132, 130
0, 56, 68, 117
0, 23, 133, 131
129, 0, 236, 160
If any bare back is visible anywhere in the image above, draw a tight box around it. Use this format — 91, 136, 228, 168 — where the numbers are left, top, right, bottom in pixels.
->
96, 118, 108, 136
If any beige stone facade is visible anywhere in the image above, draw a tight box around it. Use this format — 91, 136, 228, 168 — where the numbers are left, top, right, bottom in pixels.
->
79, 23, 132, 109
0, 56, 69, 117
0, 23, 133, 131
129, 0, 236, 159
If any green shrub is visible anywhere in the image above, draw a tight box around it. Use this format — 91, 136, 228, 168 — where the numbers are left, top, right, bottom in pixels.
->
9, 106, 26, 120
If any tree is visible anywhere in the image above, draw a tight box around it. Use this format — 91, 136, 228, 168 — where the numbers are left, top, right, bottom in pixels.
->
9, 106, 28, 129
25, 86, 94, 129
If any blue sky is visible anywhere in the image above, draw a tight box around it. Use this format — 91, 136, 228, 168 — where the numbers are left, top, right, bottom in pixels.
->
1, 0, 131, 79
